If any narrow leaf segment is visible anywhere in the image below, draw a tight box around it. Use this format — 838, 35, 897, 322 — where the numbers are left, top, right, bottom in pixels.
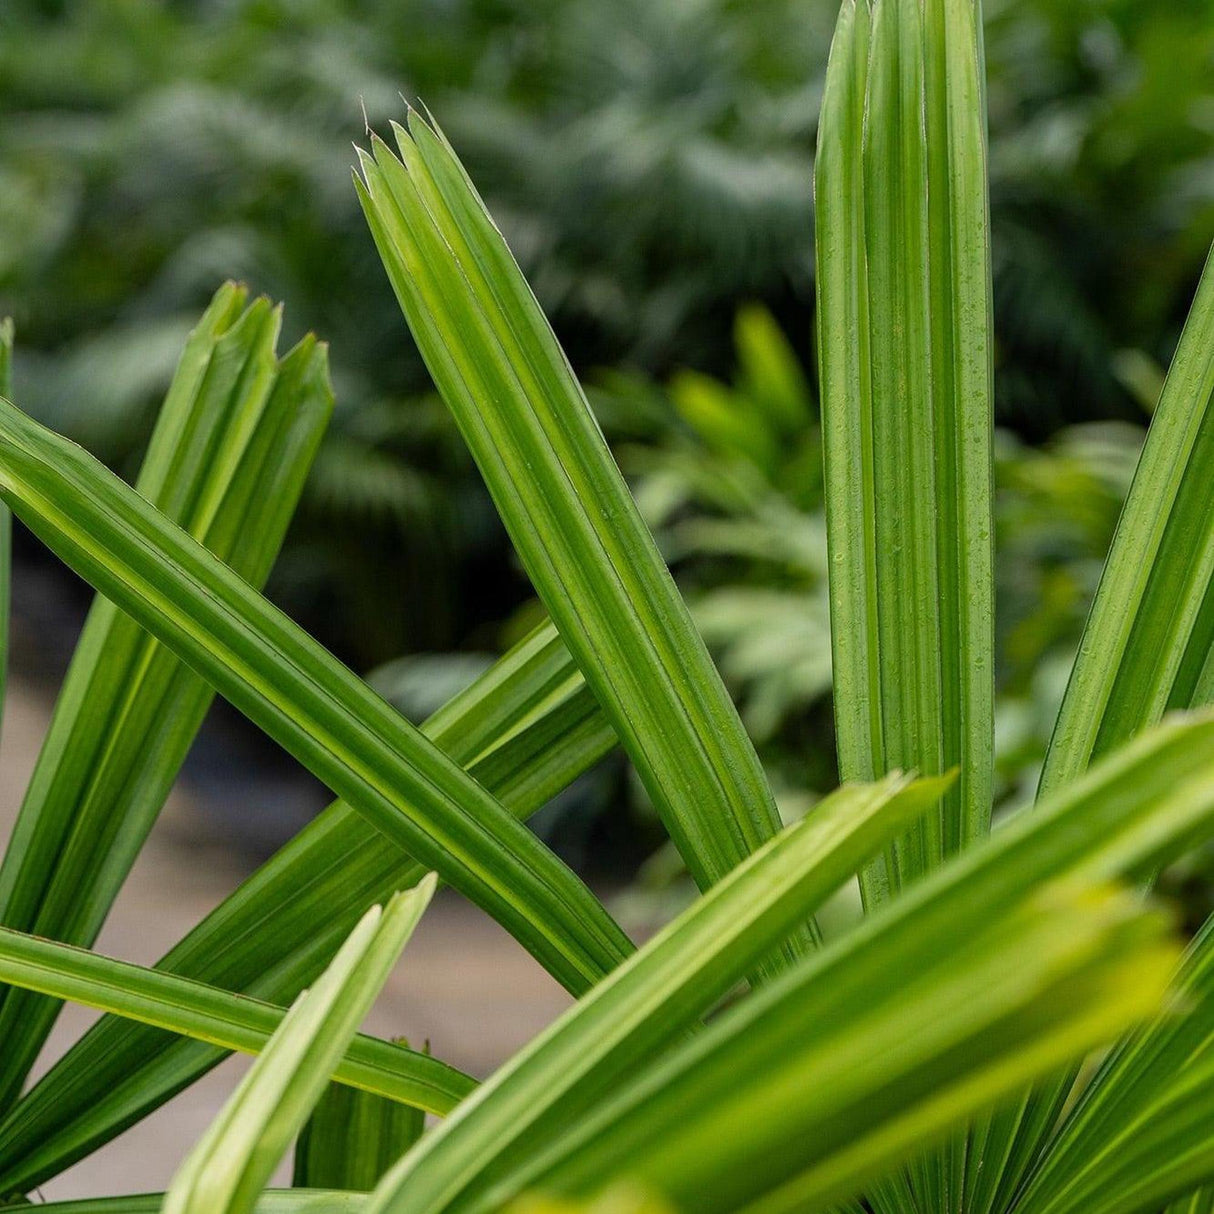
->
164, 879, 435, 1214
0, 621, 609, 1195
0, 393, 634, 998
295, 1079, 425, 1191
816, 0, 994, 901
1042, 245, 1214, 794
0, 916, 472, 1115
365, 774, 946, 1214
381, 713, 1214, 1214
355, 114, 810, 959
0, 283, 333, 1113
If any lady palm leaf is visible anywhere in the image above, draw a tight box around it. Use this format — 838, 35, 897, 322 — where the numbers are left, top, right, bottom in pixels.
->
817, 8, 994, 1201
510, 886, 1167, 1214
816, 0, 994, 906
965, 234, 1214, 1214
0, 622, 607, 1196
1, 0, 1213, 1204
294, 1080, 425, 1192
815, 0, 878, 821
0, 282, 332, 1113
164, 880, 435, 1214
0, 394, 633, 998
382, 713, 1214, 1214
0, 916, 471, 1116
1041, 244, 1214, 793
354, 115, 813, 961
361, 774, 947, 1214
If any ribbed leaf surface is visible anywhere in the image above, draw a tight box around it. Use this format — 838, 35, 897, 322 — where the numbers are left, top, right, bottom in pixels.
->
407, 714, 1214, 1214
0, 394, 633, 998
294, 1080, 424, 1191
816, 0, 994, 906
0, 918, 471, 1115
971, 243, 1214, 1214
0, 621, 609, 1195
365, 774, 946, 1214
164, 881, 434, 1214
0, 283, 332, 1112
1042, 246, 1214, 792
355, 115, 810, 961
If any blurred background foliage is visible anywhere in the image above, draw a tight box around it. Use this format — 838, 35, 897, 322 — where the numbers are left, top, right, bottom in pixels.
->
0, 0, 1211, 871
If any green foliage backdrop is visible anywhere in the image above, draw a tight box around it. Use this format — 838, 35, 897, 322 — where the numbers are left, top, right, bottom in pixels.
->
1, 0, 1211, 858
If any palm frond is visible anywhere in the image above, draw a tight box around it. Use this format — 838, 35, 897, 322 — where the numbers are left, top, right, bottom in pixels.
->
0, 620, 608, 1195
356, 112, 813, 962
163, 881, 434, 1214
0, 393, 633, 997
0, 283, 332, 1111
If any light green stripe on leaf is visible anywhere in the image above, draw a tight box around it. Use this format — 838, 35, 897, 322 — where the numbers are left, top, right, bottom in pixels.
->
0, 619, 611, 1195
0, 285, 333, 1113
1042, 246, 1214, 795
816, 0, 994, 906
164, 881, 435, 1214
0, 914, 473, 1115
364, 773, 947, 1214
449, 710, 1214, 1213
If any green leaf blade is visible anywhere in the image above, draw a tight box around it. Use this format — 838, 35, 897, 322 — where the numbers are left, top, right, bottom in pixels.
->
0, 286, 333, 1111
817, 0, 995, 906
0, 620, 608, 1195
164, 879, 435, 1214
355, 115, 807, 949
1042, 245, 1214, 795
0, 393, 633, 998
294, 1079, 424, 1192
448, 708, 1214, 1213
0, 914, 473, 1115
363, 773, 948, 1214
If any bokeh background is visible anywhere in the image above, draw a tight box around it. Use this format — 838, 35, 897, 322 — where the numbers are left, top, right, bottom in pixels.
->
0, 0, 1212, 1193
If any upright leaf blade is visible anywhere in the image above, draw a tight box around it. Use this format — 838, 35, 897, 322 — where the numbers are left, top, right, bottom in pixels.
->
164, 880, 435, 1214
922, 0, 996, 856
355, 115, 806, 951
294, 1078, 425, 1191
1041, 245, 1214, 794
862, 0, 945, 888
0, 286, 334, 1111
817, 0, 994, 903
816, 0, 881, 815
